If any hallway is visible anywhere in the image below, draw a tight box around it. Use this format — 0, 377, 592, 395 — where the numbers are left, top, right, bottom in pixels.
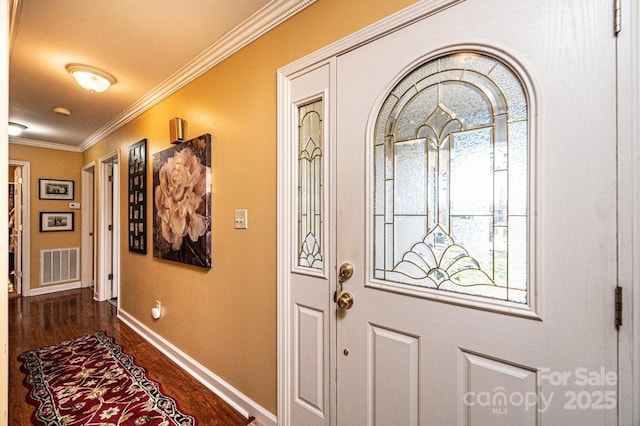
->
8, 288, 252, 425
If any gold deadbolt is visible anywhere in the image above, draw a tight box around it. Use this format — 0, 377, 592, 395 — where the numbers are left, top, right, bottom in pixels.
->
339, 263, 354, 283
336, 292, 354, 310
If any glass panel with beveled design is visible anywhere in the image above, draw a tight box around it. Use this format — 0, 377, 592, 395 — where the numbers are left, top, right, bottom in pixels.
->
298, 100, 324, 269
373, 52, 528, 304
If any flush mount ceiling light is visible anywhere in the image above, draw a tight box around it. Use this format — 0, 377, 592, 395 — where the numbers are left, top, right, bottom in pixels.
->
53, 106, 72, 116
8, 122, 27, 136
66, 63, 116, 93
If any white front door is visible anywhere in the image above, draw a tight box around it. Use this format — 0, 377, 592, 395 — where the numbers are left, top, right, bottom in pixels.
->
334, 1, 617, 425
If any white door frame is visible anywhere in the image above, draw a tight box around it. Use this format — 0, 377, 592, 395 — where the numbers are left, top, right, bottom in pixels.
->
81, 162, 95, 289
616, 0, 639, 423
277, 0, 640, 424
1, 3, 8, 420
96, 151, 120, 302
9, 160, 30, 297
111, 161, 119, 299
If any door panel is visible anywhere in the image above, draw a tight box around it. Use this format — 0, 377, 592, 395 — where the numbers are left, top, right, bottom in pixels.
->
336, 1, 616, 425
287, 62, 333, 426
13, 167, 22, 294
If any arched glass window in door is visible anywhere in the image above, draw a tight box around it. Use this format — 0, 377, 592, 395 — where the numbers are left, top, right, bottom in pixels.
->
373, 52, 528, 303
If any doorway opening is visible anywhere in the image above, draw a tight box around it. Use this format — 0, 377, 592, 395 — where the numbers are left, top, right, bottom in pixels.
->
96, 152, 120, 305
8, 160, 30, 298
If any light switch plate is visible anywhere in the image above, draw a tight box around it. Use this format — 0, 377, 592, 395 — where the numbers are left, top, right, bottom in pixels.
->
234, 209, 248, 229
69, 202, 80, 209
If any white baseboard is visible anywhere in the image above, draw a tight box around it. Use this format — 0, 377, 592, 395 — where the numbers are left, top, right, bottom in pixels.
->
29, 281, 81, 296
117, 309, 277, 426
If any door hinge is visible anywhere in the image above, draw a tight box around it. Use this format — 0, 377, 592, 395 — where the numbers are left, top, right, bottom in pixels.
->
614, 0, 621, 35
108, 175, 113, 182
17, 177, 22, 184
17, 271, 23, 278
615, 286, 623, 328
108, 224, 112, 231
108, 273, 113, 281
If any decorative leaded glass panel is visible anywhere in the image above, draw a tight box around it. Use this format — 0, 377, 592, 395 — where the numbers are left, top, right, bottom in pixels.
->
298, 100, 324, 269
373, 52, 528, 304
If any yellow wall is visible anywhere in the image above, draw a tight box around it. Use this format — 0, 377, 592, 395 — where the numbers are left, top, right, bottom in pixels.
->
9, 144, 82, 290
82, 0, 416, 414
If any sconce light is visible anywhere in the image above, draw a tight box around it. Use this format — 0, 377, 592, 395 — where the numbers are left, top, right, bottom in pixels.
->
8, 122, 27, 136
170, 117, 187, 144
66, 63, 116, 93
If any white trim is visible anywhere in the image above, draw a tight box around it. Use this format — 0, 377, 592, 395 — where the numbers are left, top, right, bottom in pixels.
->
111, 162, 120, 301
617, 0, 640, 423
78, 0, 316, 152
8, 160, 30, 297
278, 0, 462, 78
9, 136, 82, 152
118, 309, 277, 426
1, 2, 9, 421
276, 68, 293, 426
29, 281, 81, 296
81, 162, 95, 289
96, 151, 119, 302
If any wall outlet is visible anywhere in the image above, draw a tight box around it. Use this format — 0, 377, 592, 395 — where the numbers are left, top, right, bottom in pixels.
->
69, 202, 80, 209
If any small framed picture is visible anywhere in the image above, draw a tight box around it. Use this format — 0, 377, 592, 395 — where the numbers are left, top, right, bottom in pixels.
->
39, 179, 74, 200
40, 212, 74, 232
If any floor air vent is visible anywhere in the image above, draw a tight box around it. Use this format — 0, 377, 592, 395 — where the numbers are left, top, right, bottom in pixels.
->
41, 248, 79, 285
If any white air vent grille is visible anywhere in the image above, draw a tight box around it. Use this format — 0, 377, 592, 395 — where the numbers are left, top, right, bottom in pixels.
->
41, 248, 79, 285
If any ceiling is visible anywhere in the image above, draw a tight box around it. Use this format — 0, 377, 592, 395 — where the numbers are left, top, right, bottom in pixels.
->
8, 0, 284, 150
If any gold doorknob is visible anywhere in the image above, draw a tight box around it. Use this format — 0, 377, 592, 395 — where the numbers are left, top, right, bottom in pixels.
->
337, 292, 354, 310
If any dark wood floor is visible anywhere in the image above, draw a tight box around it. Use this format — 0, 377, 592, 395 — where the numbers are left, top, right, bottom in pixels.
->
8, 287, 254, 425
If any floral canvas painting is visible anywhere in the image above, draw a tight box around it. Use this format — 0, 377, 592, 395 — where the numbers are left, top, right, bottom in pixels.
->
152, 134, 211, 268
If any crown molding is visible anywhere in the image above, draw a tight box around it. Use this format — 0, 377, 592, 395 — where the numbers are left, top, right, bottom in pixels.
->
79, 0, 316, 152
9, 136, 82, 152
9, 0, 22, 59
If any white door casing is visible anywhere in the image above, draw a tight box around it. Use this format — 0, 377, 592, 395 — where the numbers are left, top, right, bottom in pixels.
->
81, 162, 95, 289
9, 160, 30, 297
97, 152, 120, 302
111, 161, 119, 300
279, 0, 624, 425
12, 166, 21, 294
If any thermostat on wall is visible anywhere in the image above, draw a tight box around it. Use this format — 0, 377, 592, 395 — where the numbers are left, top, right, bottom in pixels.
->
69, 202, 80, 209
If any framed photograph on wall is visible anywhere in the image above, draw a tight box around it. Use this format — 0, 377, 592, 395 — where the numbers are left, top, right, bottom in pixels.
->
152, 134, 211, 268
128, 138, 147, 254
39, 179, 74, 200
40, 212, 74, 232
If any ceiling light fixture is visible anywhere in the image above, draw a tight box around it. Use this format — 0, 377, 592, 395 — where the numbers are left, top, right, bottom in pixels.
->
8, 122, 27, 136
53, 106, 72, 116
66, 63, 116, 93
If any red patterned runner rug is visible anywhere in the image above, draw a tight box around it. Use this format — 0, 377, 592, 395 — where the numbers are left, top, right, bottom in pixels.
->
19, 331, 197, 425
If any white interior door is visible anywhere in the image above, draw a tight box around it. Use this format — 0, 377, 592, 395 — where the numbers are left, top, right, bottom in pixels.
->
12, 167, 22, 294
335, 1, 617, 425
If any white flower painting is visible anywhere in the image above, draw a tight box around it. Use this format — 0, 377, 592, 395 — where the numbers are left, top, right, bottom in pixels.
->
152, 134, 211, 268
